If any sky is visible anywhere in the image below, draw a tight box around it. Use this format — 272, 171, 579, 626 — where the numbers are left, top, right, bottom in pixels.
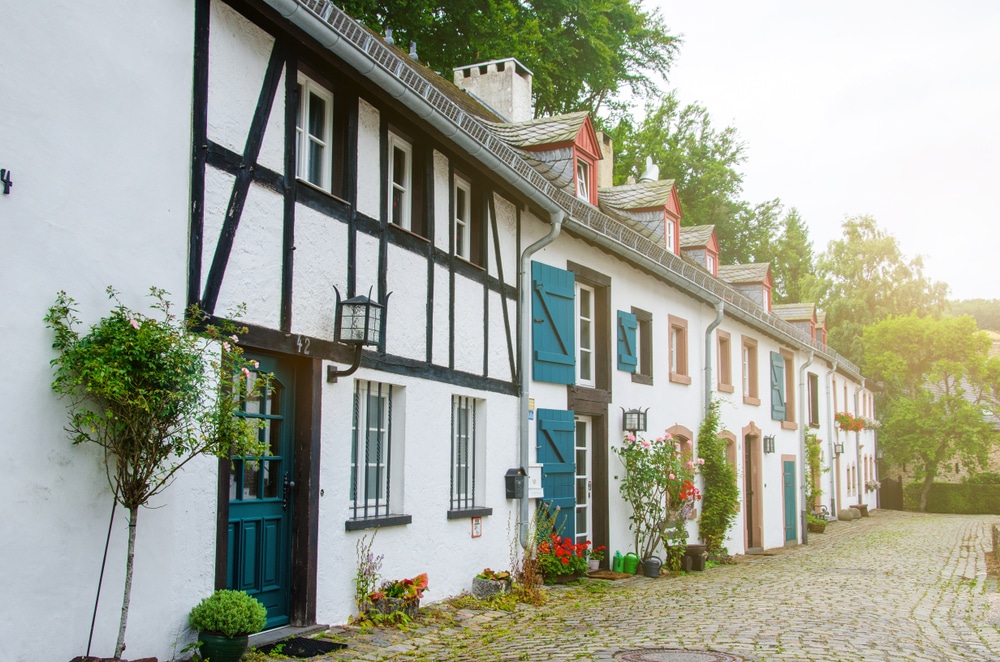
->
652, 0, 1000, 301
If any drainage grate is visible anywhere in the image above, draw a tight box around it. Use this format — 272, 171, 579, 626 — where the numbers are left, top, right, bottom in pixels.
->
616, 649, 747, 661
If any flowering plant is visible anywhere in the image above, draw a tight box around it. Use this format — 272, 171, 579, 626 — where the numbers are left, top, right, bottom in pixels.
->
835, 412, 865, 433
476, 568, 511, 582
613, 431, 700, 567
865, 479, 881, 492
860, 417, 882, 430
587, 544, 607, 561
536, 534, 590, 580
369, 573, 429, 603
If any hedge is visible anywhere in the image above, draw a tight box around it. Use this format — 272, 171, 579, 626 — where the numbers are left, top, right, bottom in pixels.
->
903, 482, 1000, 514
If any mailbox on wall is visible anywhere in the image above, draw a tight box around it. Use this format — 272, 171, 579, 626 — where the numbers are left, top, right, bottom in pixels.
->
504, 467, 527, 499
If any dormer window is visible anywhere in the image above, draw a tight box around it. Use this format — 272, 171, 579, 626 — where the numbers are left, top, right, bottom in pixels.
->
576, 158, 591, 201
665, 217, 675, 252
706, 253, 716, 275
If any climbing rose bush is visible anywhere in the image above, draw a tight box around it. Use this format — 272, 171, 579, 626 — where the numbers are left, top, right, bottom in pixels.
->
614, 431, 700, 568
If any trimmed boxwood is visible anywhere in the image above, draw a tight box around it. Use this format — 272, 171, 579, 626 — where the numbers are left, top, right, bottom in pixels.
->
904, 482, 1000, 514
189, 589, 267, 637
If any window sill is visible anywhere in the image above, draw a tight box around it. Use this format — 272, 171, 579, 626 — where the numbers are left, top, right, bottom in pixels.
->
717, 383, 734, 394
781, 421, 798, 431
669, 372, 692, 385
344, 514, 412, 531
447, 507, 493, 520
631, 372, 653, 386
388, 222, 431, 243
743, 395, 760, 406
455, 254, 487, 271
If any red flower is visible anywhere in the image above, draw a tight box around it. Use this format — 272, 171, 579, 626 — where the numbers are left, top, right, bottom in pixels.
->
561, 557, 569, 565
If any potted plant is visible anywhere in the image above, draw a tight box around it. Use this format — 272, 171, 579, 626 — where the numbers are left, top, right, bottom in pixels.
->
536, 533, 590, 583
587, 545, 606, 571
806, 513, 827, 534
368, 573, 428, 620
189, 589, 267, 662
472, 568, 511, 599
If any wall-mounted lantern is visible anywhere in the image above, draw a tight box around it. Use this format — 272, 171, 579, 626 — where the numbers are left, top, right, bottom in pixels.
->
622, 407, 648, 434
327, 287, 386, 383
834, 442, 845, 455
762, 434, 776, 454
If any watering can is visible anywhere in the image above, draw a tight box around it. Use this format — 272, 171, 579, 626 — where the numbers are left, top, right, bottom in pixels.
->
622, 551, 640, 574
612, 550, 623, 572
642, 556, 662, 578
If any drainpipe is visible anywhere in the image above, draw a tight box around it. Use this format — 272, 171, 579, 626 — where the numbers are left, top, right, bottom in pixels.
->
517, 211, 565, 548
854, 378, 866, 507
824, 361, 838, 514
704, 301, 725, 416
798, 351, 814, 544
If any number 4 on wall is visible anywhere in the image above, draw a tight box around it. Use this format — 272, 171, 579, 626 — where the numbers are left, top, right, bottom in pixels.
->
0, 169, 11, 195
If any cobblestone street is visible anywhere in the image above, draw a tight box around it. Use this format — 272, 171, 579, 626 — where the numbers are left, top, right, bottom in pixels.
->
307, 511, 1000, 661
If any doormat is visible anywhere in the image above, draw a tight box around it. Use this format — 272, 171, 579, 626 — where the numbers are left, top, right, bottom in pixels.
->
256, 637, 346, 657
587, 569, 635, 580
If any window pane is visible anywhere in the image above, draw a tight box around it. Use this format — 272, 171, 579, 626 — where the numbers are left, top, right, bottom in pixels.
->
392, 189, 404, 225
580, 290, 591, 318
308, 92, 326, 138
308, 139, 323, 185
393, 146, 407, 186
264, 460, 279, 498
243, 461, 260, 499
579, 320, 591, 349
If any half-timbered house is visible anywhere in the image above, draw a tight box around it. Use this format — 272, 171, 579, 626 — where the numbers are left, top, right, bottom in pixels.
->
2, 2, 879, 659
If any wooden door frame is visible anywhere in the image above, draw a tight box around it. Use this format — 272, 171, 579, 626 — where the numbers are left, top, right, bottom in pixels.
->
215, 352, 322, 627
567, 389, 608, 568
742, 422, 763, 551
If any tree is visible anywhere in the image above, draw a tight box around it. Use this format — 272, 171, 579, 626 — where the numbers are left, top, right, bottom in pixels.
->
696, 400, 738, 554
45, 288, 267, 659
949, 298, 1000, 333
863, 314, 999, 511
609, 92, 746, 229
770, 208, 815, 304
337, 0, 679, 117
809, 215, 948, 367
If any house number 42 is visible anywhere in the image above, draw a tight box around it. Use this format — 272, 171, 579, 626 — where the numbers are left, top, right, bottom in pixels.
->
0, 169, 11, 195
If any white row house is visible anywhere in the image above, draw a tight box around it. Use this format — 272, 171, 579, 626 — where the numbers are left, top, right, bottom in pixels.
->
0, 1, 878, 660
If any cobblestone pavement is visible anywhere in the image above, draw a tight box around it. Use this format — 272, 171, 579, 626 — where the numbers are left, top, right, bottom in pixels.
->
310, 511, 1000, 661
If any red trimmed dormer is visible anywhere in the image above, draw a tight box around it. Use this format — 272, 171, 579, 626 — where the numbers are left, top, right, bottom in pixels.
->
679, 225, 720, 275
772, 303, 818, 339
571, 115, 602, 206
597, 161, 683, 255
718, 263, 773, 312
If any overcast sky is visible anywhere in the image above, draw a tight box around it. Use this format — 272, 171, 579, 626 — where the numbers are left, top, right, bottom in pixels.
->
653, 0, 1000, 301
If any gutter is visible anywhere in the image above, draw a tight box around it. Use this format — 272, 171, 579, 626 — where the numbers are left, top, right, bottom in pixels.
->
824, 361, 838, 514
704, 301, 725, 416
516, 212, 565, 548
798, 351, 813, 543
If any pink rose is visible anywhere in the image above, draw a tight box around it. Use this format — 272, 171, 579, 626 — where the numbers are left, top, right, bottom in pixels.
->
698, 458, 705, 465
641, 440, 651, 448
130, 319, 140, 330
669, 473, 675, 480
627, 434, 635, 442
663, 432, 673, 440
222, 341, 231, 352
687, 461, 695, 469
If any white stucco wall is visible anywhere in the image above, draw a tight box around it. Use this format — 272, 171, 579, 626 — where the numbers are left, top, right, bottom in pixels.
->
0, 2, 208, 661
356, 99, 381, 219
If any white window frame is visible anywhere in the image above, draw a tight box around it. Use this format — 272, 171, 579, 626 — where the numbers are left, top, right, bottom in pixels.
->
706, 252, 716, 275
451, 395, 484, 511
350, 381, 398, 520
665, 217, 675, 252
576, 282, 596, 387
388, 132, 413, 230
576, 158, 591, 201
453, 174, 472, 260
295, 74, 334, 191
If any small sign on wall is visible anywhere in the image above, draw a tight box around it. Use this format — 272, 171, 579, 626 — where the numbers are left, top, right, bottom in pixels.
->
471, 516, 482, 538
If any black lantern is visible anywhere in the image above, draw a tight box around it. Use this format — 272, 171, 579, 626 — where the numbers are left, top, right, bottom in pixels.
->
834, 442, 845, 455
328, 287, 386, 383
621, 407, 648, 434
762, 434, 776, 454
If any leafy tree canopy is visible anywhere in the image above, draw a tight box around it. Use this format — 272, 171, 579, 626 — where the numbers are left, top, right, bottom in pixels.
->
808, 215, 949, 367
338, 0, 679, 116
949, 299, 1000, 333
863, 314, 998, 511
770, 207, 815, 304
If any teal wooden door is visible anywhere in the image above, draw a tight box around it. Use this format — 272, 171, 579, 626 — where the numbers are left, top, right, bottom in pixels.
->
228, 353, 294, 629
537, 409, 576, 539
783, 459, 797, 543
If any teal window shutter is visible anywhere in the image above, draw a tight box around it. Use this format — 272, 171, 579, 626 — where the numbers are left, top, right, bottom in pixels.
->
770, 351, 786, 420
536, 409, 576, 540
531, 261, 576, 384
617, 311, 637, 372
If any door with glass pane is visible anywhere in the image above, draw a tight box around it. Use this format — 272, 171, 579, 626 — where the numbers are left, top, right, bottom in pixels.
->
227, 353, 294, 629
574, 416, 593, 547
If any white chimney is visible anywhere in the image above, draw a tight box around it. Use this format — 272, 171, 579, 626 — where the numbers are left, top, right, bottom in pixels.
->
453, 58, 534, 122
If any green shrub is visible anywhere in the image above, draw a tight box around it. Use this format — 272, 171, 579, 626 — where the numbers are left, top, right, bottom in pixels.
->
904, 481, 1000, 514
697, 400, 738, 554
189, 590, 267, 637
965, 471, 1000, 485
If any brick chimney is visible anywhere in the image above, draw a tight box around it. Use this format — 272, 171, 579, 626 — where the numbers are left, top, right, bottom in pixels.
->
453, 58, 534, 122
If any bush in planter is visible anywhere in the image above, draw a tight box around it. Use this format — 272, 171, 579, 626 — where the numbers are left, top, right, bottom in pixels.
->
189, 589, 267, 638
472, 568, 511, 599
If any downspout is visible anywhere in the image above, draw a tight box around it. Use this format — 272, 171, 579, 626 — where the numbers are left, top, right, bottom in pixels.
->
517, 211, 565, 548
704, 301, 725, 416
854, 378, 866, 507
824, 361, 838, 514
798, 351, 814, 544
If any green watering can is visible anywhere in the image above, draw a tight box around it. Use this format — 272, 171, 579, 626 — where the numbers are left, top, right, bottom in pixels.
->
612, 550, 624, 572
622, 552, 640, 574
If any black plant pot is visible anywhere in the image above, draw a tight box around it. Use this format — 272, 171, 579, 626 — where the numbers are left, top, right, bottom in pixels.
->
198, 631, 249, 662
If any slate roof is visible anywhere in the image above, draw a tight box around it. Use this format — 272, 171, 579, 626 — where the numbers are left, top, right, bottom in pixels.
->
598, 179, 675, 211
680, 225, 715, 249
718, 263, 770, 284
486, 111, 590, 148
599, 207, 666, 244
772, 303, 816, 322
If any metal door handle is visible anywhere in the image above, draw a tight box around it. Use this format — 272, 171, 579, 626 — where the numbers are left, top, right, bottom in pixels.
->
283, 472, 295, 510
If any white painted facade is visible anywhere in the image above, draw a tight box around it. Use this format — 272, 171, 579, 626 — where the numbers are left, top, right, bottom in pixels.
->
0, 2, 878, 661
